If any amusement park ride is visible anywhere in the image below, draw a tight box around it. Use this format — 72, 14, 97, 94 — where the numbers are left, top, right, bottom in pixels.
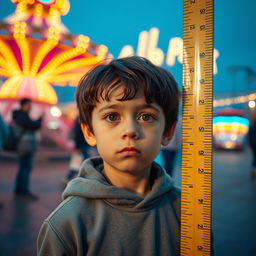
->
0, 0, 109, 149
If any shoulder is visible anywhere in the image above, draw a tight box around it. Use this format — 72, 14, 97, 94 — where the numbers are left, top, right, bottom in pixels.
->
46, 196, 94, 225
38, 197, 86, 255
39, 196, 95, 253
12, 110, 27, 120
12, 110, 20, 118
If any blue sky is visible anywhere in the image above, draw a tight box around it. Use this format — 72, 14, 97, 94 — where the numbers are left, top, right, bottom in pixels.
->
1, 0, 256, 98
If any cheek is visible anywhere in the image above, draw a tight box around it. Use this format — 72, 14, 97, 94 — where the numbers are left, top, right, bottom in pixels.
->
146, 122, 165, 139
148, 126, 165, 150
143, 128, 164, 150
93, 127, 114, 147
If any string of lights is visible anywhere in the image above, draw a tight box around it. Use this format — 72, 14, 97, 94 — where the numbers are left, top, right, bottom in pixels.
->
213, 92, 256, 108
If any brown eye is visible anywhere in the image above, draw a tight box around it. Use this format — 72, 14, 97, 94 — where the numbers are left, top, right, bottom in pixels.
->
138, 114, 154, 122
106, 113, 119, 122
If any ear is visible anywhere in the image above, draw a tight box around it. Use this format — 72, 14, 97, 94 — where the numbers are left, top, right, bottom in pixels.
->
161, 122, 177, 146
80, 123, 97, 146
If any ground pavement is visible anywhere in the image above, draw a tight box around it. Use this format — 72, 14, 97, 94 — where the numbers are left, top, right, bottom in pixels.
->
0, 147, 256, 256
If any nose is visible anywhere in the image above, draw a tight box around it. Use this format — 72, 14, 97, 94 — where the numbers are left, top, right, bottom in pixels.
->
122, 130, 139, 140
122, 119, 139, 140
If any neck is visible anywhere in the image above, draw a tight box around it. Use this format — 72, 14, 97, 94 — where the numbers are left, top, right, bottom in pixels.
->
102, 165, 152, 197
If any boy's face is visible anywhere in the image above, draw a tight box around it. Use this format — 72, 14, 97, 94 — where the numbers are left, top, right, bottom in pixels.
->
81, 87, 175, 176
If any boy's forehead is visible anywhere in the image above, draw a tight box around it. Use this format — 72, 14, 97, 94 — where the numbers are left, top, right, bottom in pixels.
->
95, 88, 163, 113
99, 86, 144, 101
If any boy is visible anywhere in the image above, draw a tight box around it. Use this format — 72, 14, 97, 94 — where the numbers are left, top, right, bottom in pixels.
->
37, 56, 180, 255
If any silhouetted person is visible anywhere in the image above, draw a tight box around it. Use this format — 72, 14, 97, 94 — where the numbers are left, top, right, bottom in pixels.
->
13, 98, 43, 200
161, 115, 182, 176
65, 117, 90, 182
0, 113, 9, 209
248, 110, 256, 178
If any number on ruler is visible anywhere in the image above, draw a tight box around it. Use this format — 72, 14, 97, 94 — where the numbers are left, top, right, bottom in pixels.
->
198, 199, 204, 204
200, 52, 205, 58
199, 79, 205, 84
198, 150, 204, 155
200, 25, 206, 31
200, 8, 206, 14
198, 168, 205, 173
199, 127, 205, 132
197, 245, 204, 251
197, 224, 204, 229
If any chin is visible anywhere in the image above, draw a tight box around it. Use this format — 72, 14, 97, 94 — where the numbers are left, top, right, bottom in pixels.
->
118, 162, 151, 174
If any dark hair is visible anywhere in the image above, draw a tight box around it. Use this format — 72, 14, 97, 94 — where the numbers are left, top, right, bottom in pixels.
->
20, 98, 31, 106
76, 56, 179, 133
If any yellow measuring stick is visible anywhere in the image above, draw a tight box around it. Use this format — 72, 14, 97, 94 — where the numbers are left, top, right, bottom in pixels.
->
181, 0, 213, 255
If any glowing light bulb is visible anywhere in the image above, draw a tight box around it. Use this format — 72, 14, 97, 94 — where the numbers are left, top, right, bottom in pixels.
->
50, 106, 62, 117
248, 100, 256, 108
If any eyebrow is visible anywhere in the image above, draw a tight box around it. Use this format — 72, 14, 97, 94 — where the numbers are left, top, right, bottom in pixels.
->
98, 103, 161, 113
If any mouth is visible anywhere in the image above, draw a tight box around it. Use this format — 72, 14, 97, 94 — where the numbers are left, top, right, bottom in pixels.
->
118, 147, 141, 154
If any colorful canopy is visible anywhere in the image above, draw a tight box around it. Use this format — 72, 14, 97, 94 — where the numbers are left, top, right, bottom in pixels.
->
0, 0, 109, 104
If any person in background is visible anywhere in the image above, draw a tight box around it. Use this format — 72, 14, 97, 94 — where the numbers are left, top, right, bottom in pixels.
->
159, 78, 182, 177
64, 117, 91, 183
248, 110, 256, 179
0, 113, 9, 152
13, 98, 43, 200
0, 113, 9, 209
161, 115, 182, 176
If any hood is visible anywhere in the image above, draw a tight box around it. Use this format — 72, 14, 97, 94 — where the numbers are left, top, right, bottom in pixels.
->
63, 157, 176, 211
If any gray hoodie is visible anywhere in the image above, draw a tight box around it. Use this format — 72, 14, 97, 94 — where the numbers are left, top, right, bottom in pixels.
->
37, 157, 180, 256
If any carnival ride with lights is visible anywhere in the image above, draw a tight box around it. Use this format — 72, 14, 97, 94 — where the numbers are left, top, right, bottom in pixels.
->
213, 109, 249, 150
0, 0, 109, 149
